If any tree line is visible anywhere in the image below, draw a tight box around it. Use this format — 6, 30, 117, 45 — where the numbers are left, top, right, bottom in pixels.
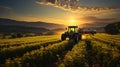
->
104, 22, 120, 34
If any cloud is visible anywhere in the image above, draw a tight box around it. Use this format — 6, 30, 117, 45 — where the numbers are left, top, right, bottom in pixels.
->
0, 5, 14, 16
78, 16, 119, 27
77, 16, 118, 23
36, 0, 120, 12
0, 5, 13, 10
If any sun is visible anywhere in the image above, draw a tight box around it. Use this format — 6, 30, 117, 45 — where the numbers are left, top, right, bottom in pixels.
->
68, 17, 78, 26
69, 19, 76, 25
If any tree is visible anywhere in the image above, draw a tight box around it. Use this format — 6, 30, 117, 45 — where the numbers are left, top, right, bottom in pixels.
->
104, 22, 120, 34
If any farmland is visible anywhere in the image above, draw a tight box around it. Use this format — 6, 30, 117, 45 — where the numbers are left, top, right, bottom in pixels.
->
0, 34, 120, 67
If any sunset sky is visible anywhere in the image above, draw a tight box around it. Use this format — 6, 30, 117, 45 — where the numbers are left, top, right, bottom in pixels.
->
0, 0, 120, 26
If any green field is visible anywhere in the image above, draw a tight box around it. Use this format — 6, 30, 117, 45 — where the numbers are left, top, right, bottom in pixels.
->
0, 34, 120, 67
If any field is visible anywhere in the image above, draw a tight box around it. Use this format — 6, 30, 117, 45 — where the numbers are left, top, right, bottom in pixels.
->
0, 34, 120, 67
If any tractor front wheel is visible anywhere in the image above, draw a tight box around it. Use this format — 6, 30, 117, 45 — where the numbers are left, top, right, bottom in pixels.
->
61, 34, 66, 41
74, 34, 80, 43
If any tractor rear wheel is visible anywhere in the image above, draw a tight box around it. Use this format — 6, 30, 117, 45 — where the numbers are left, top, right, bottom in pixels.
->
79, 34, 82, 40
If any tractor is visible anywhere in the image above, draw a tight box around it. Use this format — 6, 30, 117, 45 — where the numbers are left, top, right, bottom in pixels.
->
61, 26, 82, 43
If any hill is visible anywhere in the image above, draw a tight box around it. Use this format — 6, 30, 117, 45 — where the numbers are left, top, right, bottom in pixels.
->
0, 25, 50, 34
0, 18, 65, 35
0, 18, 65, 30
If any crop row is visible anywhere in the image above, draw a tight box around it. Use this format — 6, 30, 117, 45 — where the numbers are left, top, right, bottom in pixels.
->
91, 35, 120, 50
86, 36, 120, 67
0, 35, 60, 43
4, 40, 75, 67
93, 34, 120, 44
96, 33, 120, 38
0, 36, 59, 49
0, 39, 61, 64
59, 36, 120, 67
0, 41, 40, 49
59, 41, 88, 67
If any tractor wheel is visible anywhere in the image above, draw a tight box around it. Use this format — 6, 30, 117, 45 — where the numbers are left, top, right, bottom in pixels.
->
79, 34, 82, 40
74, 34, 79, 43
61, 34, 66, 41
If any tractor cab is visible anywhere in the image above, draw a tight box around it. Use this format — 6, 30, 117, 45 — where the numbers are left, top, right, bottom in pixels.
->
67, 26, 78, 33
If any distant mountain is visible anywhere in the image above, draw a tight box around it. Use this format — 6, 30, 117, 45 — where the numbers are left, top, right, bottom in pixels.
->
0, 25, 50, 34
0, 18, 65, 30
0, 18, 66, 34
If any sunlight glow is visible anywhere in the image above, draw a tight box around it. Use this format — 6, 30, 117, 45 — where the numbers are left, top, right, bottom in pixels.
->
68, 17, 78, 26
